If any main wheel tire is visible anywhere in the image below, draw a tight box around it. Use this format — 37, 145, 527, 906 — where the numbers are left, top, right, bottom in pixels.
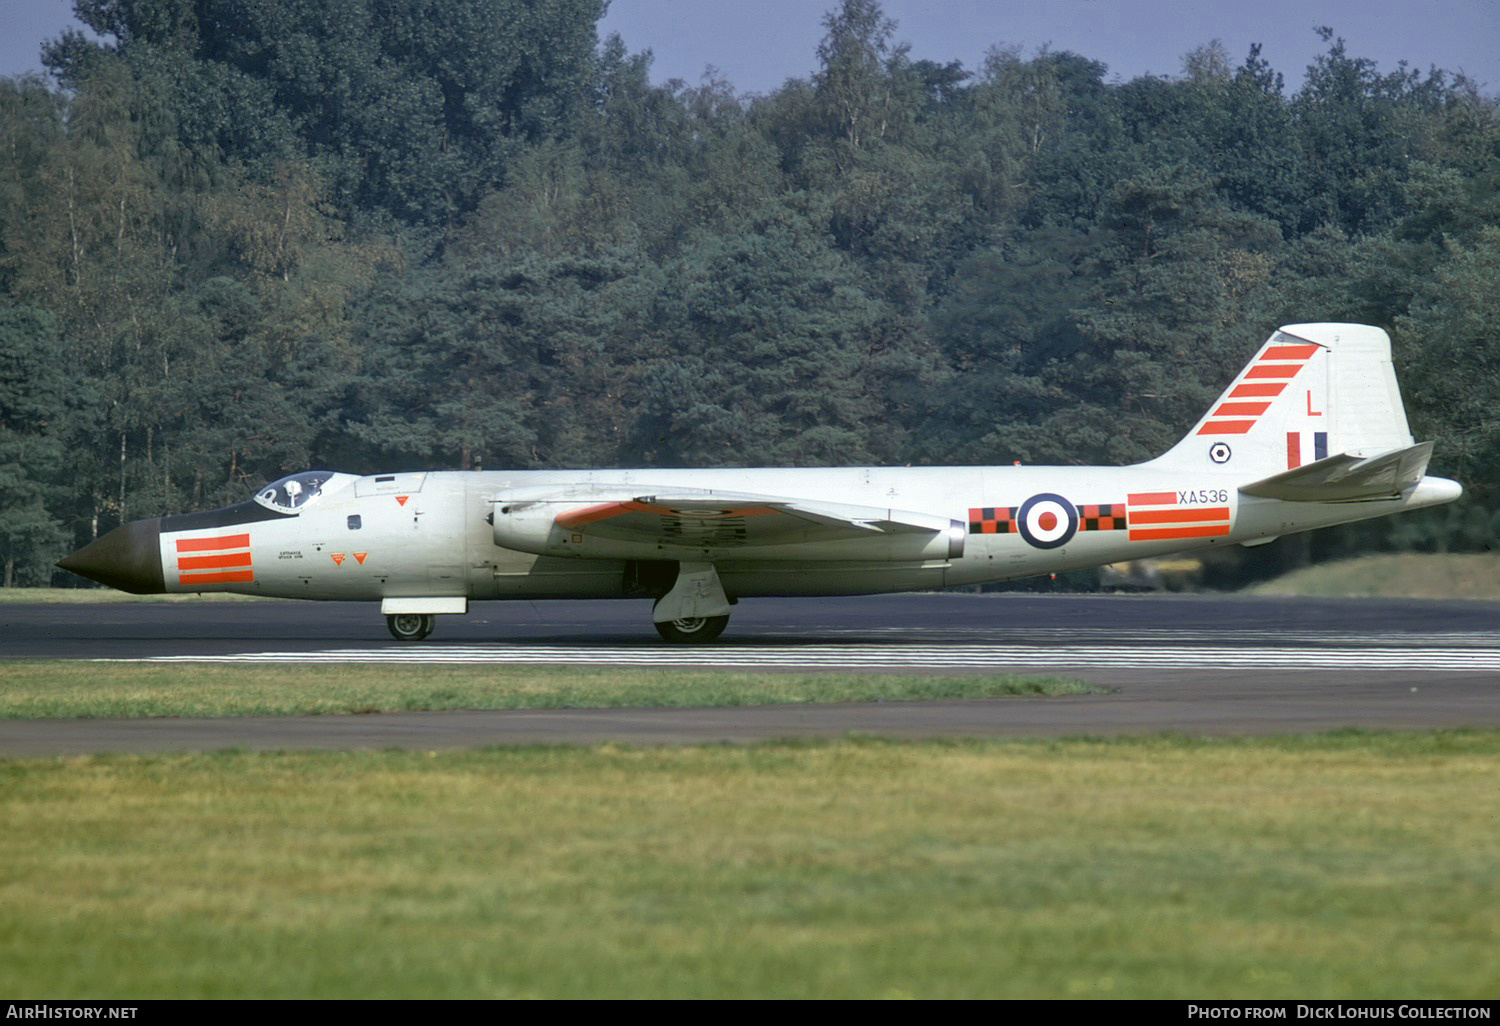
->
386, 613, 435, 641
654, 614, 729, 644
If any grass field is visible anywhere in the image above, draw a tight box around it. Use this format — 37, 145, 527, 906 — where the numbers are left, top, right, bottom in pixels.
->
7, 575, 1494, 997
1, 732, 1495, 999
0, 662, 1096, 719
1244, 552, 1500, 600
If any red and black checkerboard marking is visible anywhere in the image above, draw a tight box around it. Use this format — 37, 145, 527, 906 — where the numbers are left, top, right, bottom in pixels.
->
1080, 503, 1126, 531
969, 503, 1125, 534
968, 507, 1016, 534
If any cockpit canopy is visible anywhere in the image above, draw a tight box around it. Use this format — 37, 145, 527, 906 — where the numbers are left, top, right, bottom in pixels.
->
254, 471, 337, 513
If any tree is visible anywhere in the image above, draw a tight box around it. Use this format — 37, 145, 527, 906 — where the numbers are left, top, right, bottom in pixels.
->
349, 240, 657, 470
918, 225, 1093, 464
1292, 27, 1457, 236
47, 0, 609, 225
1015, 50, 1124, 230
1395, 228, 1500, 512
632, 214, 891, 466
0, 306, 70, 584
1068, 170, 1283, 462
814, 0, 902, 154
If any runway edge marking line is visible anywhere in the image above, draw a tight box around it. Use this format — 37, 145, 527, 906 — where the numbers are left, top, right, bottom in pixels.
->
99, 644, 1500, 672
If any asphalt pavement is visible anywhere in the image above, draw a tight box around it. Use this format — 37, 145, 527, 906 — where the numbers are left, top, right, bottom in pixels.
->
2, 592, 1497, 754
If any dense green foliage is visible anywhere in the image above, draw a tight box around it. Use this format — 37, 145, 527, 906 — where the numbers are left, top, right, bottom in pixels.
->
2, 1, 1497, 585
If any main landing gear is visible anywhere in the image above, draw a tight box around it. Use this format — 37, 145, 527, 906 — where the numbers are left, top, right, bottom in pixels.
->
653, 614, 730, 644
650, 561, 733, 644
386, 613, 435, 641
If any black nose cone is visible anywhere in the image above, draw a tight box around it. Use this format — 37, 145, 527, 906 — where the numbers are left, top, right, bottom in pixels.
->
57, 518, 165, 594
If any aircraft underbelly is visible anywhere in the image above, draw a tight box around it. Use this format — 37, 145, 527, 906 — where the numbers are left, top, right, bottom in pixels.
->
488, 555, 626, 598
717, 563, 948, 597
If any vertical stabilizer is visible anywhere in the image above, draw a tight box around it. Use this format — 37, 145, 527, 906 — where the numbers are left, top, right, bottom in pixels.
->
1149, 323, 1414, 474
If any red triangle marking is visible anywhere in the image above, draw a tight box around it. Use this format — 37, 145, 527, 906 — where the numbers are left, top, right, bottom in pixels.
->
330, 553, 345, 566
353, 552, 367, 565
396, 495, 409, 506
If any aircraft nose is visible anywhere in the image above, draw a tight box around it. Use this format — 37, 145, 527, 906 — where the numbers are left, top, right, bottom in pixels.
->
56, 518, 165, 594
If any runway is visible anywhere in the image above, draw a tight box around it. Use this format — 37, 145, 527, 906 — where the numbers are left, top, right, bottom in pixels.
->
2, 593, 1498, 754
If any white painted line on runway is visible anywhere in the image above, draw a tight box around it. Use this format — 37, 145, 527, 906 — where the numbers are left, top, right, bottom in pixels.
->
808, 627, 1500, 647
116, 643, 1500, 672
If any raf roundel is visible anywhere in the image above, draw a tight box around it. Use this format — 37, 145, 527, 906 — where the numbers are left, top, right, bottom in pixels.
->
1209, 442, 1232, 464
1015, 493, 1079, 550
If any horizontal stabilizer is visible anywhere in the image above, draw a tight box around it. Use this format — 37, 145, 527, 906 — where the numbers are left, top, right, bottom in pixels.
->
1239, 442, 1433, 502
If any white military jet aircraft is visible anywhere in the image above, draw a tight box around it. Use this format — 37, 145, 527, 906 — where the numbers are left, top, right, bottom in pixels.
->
59, 323, 1460, 642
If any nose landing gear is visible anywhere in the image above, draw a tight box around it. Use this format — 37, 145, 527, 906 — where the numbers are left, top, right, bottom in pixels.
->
386, 613, 435, 641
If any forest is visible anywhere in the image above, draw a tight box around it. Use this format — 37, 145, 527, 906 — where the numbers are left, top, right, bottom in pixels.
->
1, 0, 1497, 587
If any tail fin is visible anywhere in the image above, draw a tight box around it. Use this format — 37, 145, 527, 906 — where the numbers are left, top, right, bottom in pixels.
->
1149, 323, 1415, 477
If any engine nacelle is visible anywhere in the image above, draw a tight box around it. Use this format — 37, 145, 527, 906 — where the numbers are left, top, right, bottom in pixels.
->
491, 497, 577, 556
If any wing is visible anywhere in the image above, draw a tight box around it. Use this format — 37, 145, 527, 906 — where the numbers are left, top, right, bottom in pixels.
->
492, 486, 966, 561
556, 494, 951, 543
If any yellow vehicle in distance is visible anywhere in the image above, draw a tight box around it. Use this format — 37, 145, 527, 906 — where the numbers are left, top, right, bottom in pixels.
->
1100, 556, 1205, 592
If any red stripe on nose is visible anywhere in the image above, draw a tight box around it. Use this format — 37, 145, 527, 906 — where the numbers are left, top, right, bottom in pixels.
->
177, 552, 253, 571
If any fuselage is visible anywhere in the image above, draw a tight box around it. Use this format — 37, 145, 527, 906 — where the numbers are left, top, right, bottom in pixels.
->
63, 463, 1461, 604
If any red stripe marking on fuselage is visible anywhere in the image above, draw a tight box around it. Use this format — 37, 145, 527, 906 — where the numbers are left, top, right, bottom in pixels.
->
1128, 492, 1177, 506
1128, 525, 1232, 542
176, 533, 250, 552
1129, 506, 1231, 525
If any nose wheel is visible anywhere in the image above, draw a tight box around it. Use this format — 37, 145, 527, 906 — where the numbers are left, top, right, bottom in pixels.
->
386, 613, 435, 641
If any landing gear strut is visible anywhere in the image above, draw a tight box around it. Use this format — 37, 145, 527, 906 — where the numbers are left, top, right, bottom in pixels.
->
654, 615, 730, 644
386, 613, 435, 641
651, 560, 732, 643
